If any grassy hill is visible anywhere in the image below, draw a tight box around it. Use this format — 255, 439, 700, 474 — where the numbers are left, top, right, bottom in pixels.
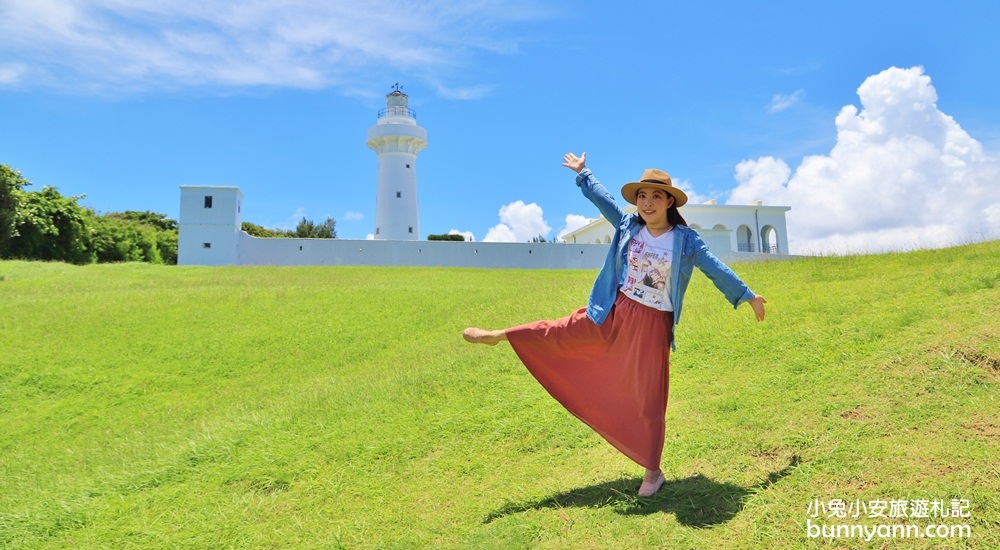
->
1, 241, 997, 549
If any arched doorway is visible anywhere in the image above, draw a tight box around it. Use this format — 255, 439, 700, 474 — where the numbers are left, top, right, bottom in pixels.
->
737, 225, 754, 252
761, 225, 778, 254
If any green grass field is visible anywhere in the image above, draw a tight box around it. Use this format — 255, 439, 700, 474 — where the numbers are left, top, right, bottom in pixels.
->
1, 241, 998, 549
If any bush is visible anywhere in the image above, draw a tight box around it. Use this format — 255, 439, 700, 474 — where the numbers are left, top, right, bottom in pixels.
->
155, 229, 178, 265
242, 222, 294, 238
242, 218, 337, 239
0, 165, 29, 256
113, 211, 178, 232
0, 164, 179, 264
87, 212, 177, 264
428, 234, 465, 241
4, 185, 93, 264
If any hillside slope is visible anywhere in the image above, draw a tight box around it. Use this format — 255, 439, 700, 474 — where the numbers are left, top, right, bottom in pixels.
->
1, 240, 997, 548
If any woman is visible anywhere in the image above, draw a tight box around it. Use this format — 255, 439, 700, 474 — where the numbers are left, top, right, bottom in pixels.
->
463, 152, 767, 497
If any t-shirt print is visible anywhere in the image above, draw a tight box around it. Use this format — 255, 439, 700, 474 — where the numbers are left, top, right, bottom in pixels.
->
620, 227, 674, 311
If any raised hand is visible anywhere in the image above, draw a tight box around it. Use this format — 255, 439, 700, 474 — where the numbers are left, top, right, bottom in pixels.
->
562, 152, 587, 173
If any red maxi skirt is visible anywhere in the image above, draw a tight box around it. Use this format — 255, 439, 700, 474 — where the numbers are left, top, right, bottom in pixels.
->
506, 292, 672, 471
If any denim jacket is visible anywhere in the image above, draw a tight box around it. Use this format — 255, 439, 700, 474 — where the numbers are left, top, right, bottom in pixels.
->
576, 168, 755, 349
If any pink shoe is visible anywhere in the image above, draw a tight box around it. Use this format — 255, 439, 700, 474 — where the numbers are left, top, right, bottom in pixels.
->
638, 473, 665, 497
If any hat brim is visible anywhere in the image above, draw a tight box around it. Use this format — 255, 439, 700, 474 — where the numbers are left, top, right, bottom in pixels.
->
621, 182, 688, 207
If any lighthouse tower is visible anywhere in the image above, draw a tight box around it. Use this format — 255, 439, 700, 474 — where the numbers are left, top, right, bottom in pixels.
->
366, 85, 427, 240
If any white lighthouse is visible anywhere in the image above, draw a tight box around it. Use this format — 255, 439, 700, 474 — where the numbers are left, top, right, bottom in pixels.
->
366, 85, 427, 240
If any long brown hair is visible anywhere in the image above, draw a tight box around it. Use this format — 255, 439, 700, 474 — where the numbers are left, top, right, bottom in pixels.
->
667, 205, 687, 227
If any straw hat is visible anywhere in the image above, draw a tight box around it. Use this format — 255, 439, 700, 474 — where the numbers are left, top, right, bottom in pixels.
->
620, 169, 688, 207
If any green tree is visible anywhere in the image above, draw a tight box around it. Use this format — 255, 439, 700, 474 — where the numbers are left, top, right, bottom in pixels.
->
316, 216, 337, 239
5, 185, 93, 264
295, 217, 316, 238
1, 165, 179, 265
242, 222, 294, 238
89, 210, 179, 264
294, 216, 337, 239
155, 228, 178, 265
0, 164, 31, 257
83, 210, 179, 264
112, 211, 178, 232
87, 212, 167, 264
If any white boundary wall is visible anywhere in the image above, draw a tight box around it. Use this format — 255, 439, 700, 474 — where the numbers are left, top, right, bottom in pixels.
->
238, 234, 607, 268
228, 232, 784, 268
179, 185, 793, 268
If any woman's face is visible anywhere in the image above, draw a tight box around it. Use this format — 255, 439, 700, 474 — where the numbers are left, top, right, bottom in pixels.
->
636, 187, 674, 227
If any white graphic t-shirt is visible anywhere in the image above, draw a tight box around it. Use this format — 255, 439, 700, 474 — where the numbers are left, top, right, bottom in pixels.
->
620, 226, 674, 311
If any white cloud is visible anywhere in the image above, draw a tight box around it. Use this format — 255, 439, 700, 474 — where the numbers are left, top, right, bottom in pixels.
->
728, 66, 1000, 255
483, 224, 517, 242
731, 157, 793, 201
483, 200, 551, 242
768, 89, 805, 113
555, 214, 592, 241
672, 177, 715, 205
342, 211, 364, 221
0, 0, 549, 94
429, 81, 495, 101
448, 229, 475, 242
0, 63, 28, 85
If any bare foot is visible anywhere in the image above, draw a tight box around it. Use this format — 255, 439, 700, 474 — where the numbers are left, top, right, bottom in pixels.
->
462, 328, 505, 345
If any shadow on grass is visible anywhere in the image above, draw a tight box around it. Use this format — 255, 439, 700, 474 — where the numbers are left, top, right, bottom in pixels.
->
484, 455, 800, 527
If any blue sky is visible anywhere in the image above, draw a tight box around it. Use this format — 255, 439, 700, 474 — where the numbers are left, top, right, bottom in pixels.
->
2, 1, 999, 253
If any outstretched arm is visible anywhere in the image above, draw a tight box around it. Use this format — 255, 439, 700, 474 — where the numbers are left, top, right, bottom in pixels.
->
690, 233, 767, 322
563, 151, 625, 226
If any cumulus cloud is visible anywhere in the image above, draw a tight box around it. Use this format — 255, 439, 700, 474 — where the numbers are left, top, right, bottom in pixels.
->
483, 200, 551, 242
483, 224, 517, 242
768, 89, 805, 113
448, 229, 476, 242
555, 214, 593, 241
342, 211, 364, 221
728, 66, 1000, 254
0, 0, 548, 94
672, 177, 715, 205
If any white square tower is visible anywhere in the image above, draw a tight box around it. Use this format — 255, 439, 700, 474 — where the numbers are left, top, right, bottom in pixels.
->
178, 186, 243, 265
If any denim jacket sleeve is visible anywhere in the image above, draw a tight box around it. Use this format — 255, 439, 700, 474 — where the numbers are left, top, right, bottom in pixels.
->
575, 168, 636, 326
688, 230, 755, 308
575, 168, 625, 226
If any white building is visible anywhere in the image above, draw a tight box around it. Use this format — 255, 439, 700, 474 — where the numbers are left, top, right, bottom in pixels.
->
367, 87, 426, 240
562, 200, 791, 259
177, 186, 243, 266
